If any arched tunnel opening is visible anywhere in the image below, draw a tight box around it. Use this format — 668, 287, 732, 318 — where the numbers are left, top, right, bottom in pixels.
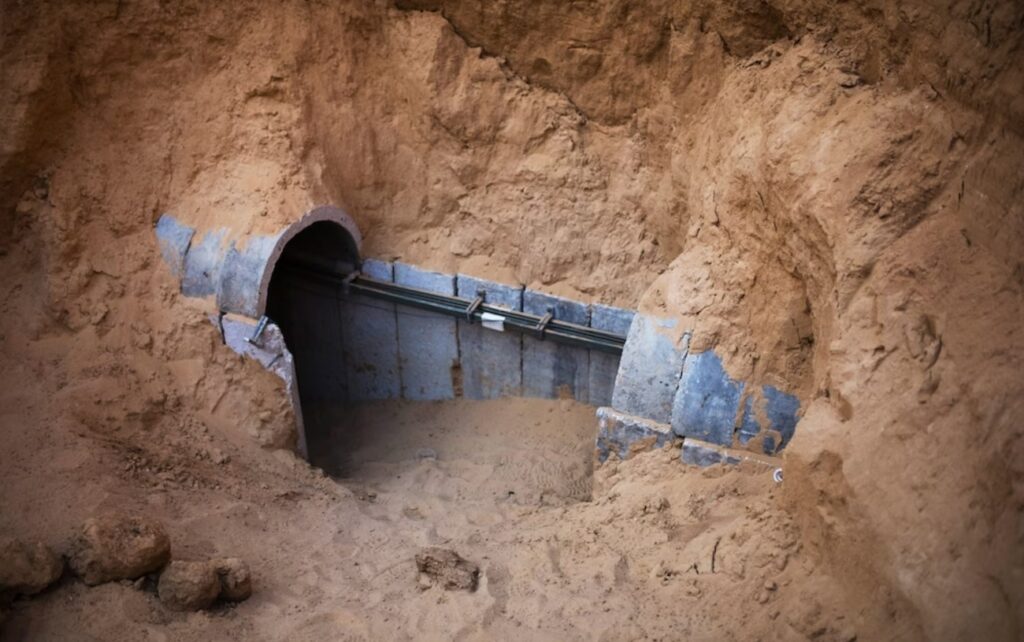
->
265, 220, 360, 470
263, 221, 601, 505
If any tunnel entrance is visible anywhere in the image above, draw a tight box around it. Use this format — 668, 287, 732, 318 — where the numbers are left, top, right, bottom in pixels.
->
265, 220, 360, 470
262, 220, 602, 503
156, 205, 798, 490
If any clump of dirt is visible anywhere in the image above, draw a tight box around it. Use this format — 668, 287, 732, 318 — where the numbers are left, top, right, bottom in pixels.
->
156, 558, 250, 612
156, 561, 221, 612
1, 0, 1022, 640
0, 539, 63, 601
68, 515, 171, 586
415, 548, 480, 592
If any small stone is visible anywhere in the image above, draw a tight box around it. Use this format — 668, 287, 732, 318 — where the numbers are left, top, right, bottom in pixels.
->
764, 580, 778, 591
774, 553, 789, 571
415, 547, 479, 592
211, 558, 252, 601
68, 515, 171, 585
838, 72, 862, 88
416, 573, 432, 592
652, 561, 675, 580
157, 561, 221, 611
0, 538, 63, 598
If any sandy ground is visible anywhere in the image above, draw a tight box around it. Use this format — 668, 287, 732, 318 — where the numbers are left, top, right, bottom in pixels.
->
0, 391, 907, 641
319, 399, 596, 505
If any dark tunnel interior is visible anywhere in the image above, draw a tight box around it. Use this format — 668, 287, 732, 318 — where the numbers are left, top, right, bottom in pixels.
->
266, 221, 359, 469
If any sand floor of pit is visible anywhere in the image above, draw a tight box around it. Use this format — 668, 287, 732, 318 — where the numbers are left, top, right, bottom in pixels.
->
1, 395, 901, 641
310, 398, 596, 506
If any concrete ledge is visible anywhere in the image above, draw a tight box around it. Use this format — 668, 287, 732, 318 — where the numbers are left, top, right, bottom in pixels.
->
679, 438, 778, 470
612, 314, 689, 423
596, 407, 674, 462
680, 439, 741, 467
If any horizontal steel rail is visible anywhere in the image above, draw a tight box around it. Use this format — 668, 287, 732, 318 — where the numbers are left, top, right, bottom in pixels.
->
277, 261, 626, 354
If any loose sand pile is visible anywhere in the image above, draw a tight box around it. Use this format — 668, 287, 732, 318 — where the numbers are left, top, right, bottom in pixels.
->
1, 0, 1022, 639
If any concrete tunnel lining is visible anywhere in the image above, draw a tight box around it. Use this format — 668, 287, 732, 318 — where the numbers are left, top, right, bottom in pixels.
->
156, 205, 363, 319
156, 205, 802, 470
263, 218, 366, 468
251, 206, 362, 319
156, 205, 363, 460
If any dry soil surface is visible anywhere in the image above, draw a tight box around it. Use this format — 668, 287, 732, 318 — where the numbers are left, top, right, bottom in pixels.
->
1, 395, 906, 641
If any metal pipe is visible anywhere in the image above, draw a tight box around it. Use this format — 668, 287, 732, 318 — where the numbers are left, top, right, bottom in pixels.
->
276, 261, 626, 354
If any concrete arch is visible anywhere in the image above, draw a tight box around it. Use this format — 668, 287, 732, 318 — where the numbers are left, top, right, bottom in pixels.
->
156, 205, 362, 319
221, 205, 362, 318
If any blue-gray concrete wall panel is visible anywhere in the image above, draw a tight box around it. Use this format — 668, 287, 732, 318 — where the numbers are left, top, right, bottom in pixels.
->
588, 304, 634, 407
217, 235, 279, 318
670, 350, 744, 446
522, 290, 590, 401
736, 394, 762, 447
611, 314, 688, 423
762, 385, 800, 452
360, 258, 392, 281
734, 386, 801, 454
342, 259, 400, 400
182, 229, 227, 297
456, 275, 523, 399
155, 215, 194, 279
394, 262, 458, 401
591, 304, 635, 336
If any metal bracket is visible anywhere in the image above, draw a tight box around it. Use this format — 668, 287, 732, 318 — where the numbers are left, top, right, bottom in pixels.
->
536, 312, 553, 339
246, 315, 269, 345
341, 270, 360, 296
465, 293, 484, 322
